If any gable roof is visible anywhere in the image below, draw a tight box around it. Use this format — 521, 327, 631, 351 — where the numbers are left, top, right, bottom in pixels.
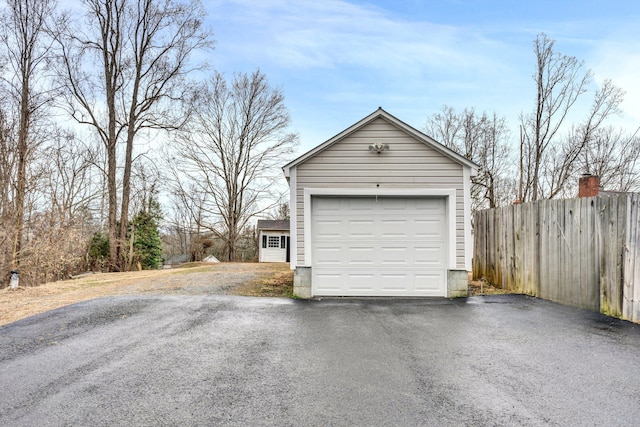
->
282, 107, 478, 178
257, 219, 290, 231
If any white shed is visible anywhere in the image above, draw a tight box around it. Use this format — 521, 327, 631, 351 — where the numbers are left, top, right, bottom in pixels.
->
257, 220, 290, 263
282, 108, 477, 298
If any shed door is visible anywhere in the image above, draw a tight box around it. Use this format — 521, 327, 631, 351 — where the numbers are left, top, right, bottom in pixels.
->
311, 196, 447, 296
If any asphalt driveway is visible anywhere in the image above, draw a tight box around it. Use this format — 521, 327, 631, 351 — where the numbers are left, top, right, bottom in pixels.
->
1, 295, 639, 426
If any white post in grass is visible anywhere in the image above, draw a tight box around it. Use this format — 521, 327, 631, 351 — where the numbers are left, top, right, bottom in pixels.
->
9, 270, 19, 290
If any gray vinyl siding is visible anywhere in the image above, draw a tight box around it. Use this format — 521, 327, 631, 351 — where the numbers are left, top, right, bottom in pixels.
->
295, 117, 467, 269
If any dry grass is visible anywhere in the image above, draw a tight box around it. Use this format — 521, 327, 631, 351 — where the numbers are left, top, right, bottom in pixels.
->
0, 263, 293, 326
1, 264, 511, 326
232, 266, 294, 298
468, 277, 511, 296
0, 267, 196, 326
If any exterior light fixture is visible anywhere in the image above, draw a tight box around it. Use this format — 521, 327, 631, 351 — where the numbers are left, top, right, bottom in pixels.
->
368, 142, 389, 153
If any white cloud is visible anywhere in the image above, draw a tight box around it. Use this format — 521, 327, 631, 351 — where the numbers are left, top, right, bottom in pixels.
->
590, 35, 640, 128
210, 0, 512, 77
208, 0, 640, 152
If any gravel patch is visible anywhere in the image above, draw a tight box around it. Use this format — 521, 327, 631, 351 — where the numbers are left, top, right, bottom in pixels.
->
0, 263, 292, 326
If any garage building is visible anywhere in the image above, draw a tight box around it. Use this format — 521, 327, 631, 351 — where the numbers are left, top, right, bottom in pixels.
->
282, 108, 477, 298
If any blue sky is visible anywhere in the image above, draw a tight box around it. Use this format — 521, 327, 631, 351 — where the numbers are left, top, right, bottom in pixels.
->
205, 0, 640, 155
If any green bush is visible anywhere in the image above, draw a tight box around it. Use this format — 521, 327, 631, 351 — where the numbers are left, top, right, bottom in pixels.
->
88, 232, 110, 271
129, 199, 163, 270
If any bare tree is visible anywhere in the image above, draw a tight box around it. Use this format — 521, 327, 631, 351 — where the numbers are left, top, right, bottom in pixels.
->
540, 80, 625, 199
425, 106, 513, 210
165, 179, 208, 258
170, 70, 298, 261
162, 191, 198, 260
0, 106, 14, 222
0, 106, 15, 279
0, 0, 56, 277
54, 0, 212, 270
269, 202, 290, 220
42, 131, 97, 225
578, 126, 640, 192
520, 33, 624, 201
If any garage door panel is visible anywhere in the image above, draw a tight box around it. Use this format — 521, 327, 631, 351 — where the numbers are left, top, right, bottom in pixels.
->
315, 242, 444, 267
349, 199, 376, 210
346, 246, 376, 265
314, 219, 342, 235
314, 270, 445, 296
380, 200, 407, 211
348, 232, 376, 239
312, 196, 447, 296
315, 270, 374, 293
314, 273, 343, 291
414, 273, 446, 292
349, 219, 375, 229
381, 222, 408, 235
416, 198, 446, 209
415, 247, 446, 265
415, 219, 444, 235
345, 275, 376, 291
380, 246, 409, 265
315, 198, 342, 211
380, 273, 407, 281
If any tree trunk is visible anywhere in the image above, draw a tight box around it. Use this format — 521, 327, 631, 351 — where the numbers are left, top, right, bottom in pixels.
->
118, 129, 134, 270
107, 139, 118, 271
119, 56, 141, 272
106, 75, 119, 271
11, 73, 30, 272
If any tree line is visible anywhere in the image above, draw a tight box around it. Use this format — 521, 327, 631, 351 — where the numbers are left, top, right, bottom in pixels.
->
426, 33, 640, 211
1, 1, 637, 289
0, 0, 297, 287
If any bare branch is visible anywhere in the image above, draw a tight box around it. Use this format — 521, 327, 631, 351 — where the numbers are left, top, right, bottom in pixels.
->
167, 70, 298, 261
52, 0, 213, 270
520, 33, 624, 201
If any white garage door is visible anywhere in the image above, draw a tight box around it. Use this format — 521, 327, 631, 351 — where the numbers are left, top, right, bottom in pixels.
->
311, 196, 448, 296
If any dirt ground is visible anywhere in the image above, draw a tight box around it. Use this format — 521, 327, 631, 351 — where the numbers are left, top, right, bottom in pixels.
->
0, 264, 508, 326
468, 276, 510, 297
0, 263, 293, 326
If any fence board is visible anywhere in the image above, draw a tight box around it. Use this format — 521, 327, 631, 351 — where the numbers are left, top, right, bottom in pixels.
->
622, 194, 632, 320
513, 204, 523, 293
561, 200, 572, 306
600, 197, 624, 317
473, 193, 639, 323
634, 194, 640, 323
614, 196, 627, 316
540, 201, 549, 299
575, 199, 585, 305
623, 194, 640, 322
581, 197, 599, 311
528, 201, 539, 296
600, 197, 614, 315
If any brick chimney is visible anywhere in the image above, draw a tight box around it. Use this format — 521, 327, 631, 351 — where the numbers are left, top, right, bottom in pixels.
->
578, 174, 599, 197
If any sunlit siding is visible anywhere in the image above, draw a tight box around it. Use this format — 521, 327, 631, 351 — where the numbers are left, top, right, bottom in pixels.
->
295, 117, 466, 268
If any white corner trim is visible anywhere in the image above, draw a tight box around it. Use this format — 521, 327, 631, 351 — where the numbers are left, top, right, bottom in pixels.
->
303, 188, 312, 267
463, 166, 472, 271
303, 188, 457, 269
289, 167, 297, 270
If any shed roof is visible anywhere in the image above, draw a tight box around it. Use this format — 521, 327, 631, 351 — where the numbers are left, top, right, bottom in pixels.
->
257, 219, 290, 231
282, 107, 478, 177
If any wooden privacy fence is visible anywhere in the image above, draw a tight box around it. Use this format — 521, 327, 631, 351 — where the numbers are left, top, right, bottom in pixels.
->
473, 194, 640, 323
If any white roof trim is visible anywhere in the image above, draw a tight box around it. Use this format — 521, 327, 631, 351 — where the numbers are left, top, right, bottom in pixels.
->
282, 107, 479, 177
